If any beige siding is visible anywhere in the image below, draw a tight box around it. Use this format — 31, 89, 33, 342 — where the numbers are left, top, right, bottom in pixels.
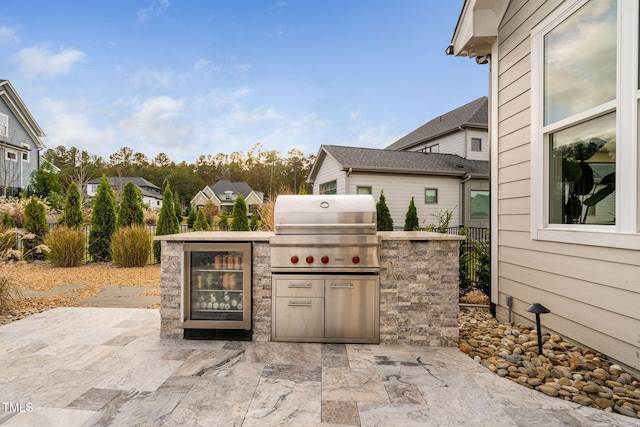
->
495, 0, 640, 371
347, 172, 461, 229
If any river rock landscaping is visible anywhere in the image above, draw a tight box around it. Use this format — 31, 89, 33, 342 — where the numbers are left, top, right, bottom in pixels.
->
460, 306, 640, 419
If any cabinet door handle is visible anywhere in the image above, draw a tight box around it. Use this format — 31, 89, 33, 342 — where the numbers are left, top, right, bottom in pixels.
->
288, 300, 312, 306
288, 283, 312, 288
330, 283, 355, 289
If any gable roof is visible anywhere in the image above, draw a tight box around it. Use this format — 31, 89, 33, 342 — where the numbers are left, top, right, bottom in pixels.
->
385, 97, 488, 151
88, 176, 160, 189
0, 80, 46, 149
210, 180, 255, 198
308, 145, 488, 181
87, 176, 162, 199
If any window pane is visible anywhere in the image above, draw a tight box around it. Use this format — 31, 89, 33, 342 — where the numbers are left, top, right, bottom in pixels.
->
425, 189, 437, 203
471, 138, 481, 152
356, 186, 371, 195
470, 190, 489, 219
544, 0, 616, 125
320, 180, 337, 195
549, 112, 616, 224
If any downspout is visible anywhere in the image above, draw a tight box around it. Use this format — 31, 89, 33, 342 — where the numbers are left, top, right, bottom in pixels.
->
459, 126, 467, 158
346, 167, 352, 194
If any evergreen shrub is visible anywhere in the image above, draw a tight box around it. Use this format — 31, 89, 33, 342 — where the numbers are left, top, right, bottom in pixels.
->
117, 181, 144, 228
403, 196, 419, 231
23, 197, 48, 261
193, 209, 210, 231
230, 194, 250, 231
376, 190, 393, 231
58, 182, 84, 228
153, 183, 179, 262
89, 174, 117, 262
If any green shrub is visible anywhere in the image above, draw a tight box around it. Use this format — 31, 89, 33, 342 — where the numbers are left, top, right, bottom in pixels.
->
187, 208, 197, 228
376, 190, 393, 231
403, 196, 419, 231
23, 197, 49, 261
89, 174, 117, 262
230, 194, 249, 231
58, 182, 84, 228
153, 183, 179, 262
117, 181, 144, 228
45, 226, 85, 267
193, 209, 210, 231
2, 212, 16, 228
112, 225, 152, 267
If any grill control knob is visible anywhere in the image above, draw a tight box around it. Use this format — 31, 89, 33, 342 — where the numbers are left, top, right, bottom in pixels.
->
290, 256, 299, 264
321, 256, 329, 264
306, 256, 314, 264
352, 256, 360, 264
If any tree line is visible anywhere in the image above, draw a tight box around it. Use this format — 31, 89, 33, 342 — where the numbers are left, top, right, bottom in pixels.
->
36, 142, 315, 207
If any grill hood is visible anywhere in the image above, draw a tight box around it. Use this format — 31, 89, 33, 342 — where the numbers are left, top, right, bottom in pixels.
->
273, 195, 377, 235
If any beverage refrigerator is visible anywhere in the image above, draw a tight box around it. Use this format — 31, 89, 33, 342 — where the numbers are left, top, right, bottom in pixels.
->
183, 242, 251, 340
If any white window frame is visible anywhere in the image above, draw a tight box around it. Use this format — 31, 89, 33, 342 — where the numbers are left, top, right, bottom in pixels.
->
471, 138, 482, 152
530, 0, 640, 249
0, 113, 7, 138
21, 144, 30, 162
5, 149, 17, 162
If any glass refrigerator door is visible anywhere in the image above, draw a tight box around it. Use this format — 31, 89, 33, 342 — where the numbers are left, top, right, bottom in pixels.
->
185, 243, 251, 329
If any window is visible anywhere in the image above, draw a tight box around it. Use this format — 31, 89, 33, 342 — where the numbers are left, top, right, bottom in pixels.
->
424, 188, 438, 203
422, 144, 439, 153
471, 138, 482, 152
5, 150, 17, 162
21, 144, 29, 162
320, 180, 337, 195
469, 190, 489, 219
531, 0, 639, 248
356, 186, 371, 195
0, 113, 7, 138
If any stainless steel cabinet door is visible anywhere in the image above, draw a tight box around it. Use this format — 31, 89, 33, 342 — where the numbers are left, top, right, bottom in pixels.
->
273, 297, 324, 339
325, 277, 379, 340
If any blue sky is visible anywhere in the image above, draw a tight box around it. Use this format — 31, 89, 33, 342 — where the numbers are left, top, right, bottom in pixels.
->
0, 0, 487, 164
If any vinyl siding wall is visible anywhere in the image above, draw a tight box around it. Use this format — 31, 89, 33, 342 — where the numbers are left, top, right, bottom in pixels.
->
0, 100, 39, 190
407, 131, 465, 156
495, 0, 640, 372
465, 129, 489, 161
346, 172, 461, 229
312, 154, 346, 195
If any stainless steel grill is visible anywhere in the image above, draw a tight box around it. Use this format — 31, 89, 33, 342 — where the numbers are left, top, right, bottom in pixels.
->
270, 195, 380, 273
270, 195, 380, 343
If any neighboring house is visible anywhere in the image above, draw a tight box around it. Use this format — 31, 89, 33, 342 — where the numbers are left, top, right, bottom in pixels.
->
307, 145, 489, 228
451, 0, 640, 372
86, 176, 163, 210
190, 180, 264, 214
0, 80, 46, 195
386, 96, 489, 163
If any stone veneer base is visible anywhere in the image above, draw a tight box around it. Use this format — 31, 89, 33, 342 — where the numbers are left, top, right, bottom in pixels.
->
158, 231, 461, 346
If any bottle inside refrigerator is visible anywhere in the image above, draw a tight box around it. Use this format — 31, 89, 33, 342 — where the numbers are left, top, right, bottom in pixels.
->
183, 242, 251, 340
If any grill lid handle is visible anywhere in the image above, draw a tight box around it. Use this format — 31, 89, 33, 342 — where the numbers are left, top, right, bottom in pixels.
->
274, 223, 377, 230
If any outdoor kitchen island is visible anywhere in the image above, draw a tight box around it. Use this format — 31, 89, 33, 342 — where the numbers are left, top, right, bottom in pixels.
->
157, 230, 463, 347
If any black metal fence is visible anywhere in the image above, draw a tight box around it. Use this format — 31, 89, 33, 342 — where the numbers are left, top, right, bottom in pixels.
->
446, 226, 489, 286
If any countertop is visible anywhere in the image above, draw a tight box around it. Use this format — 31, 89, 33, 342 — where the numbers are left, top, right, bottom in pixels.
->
155, 230, 465, 242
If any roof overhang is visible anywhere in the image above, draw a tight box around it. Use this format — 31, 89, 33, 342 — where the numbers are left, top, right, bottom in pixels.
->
0, 80, 46, 149
450, 0, 510, 58
342, 166, 467, 177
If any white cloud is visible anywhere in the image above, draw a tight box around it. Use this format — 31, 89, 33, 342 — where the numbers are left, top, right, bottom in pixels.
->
130, 68, 176, 89
138, 0, 171, 22
119, 96, 195, 151
36, 98, 116, 154
13, 45, 85, 79
0, 25, 20, 45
